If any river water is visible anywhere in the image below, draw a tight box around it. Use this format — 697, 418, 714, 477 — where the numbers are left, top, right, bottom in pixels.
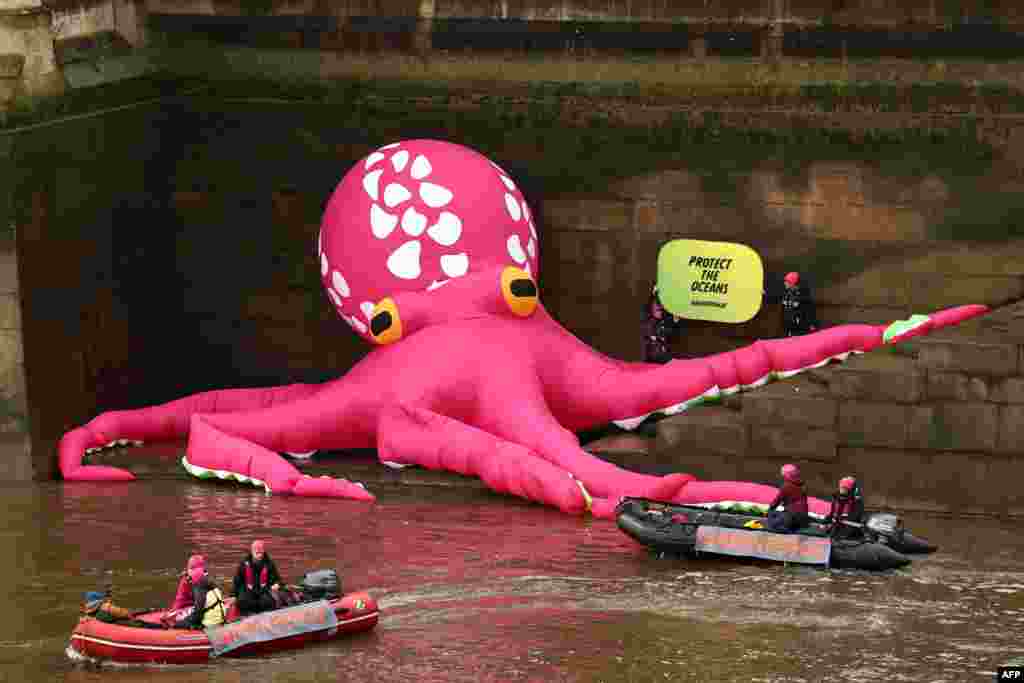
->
2, 448, 1022, 683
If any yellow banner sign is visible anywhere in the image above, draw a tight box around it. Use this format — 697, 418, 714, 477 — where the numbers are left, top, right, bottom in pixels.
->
656, 239, 764, 323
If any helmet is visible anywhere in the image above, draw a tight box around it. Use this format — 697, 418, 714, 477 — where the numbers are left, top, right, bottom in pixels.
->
781, 463, 801, 483
839, 476, 856, 491
188, 566, 206, 584
186, 554, 205, 571
784, 272, 800, 286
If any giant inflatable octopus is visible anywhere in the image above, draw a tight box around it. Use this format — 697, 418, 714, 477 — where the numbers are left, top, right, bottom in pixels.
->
59, 140, 987, 519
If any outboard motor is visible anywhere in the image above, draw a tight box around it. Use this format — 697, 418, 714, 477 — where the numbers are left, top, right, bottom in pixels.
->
865, 513, 904, 544
299, 569, 342, 601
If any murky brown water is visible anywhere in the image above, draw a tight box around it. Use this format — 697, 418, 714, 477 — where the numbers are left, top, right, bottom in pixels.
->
2, 451, 1023, 683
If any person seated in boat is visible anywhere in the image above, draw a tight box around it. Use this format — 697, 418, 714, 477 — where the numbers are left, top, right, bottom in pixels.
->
173, 566, 226, 630
764, 463, 809, 533
165, 553, 205, 622
81, 590, 164, 629
824, 476, 866, 539
233, 540, 285, 616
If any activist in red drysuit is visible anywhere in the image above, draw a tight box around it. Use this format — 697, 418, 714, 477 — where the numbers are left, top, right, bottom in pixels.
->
170, 554, 206, 611
232, 540, 283, 616
765, 464, 810, 533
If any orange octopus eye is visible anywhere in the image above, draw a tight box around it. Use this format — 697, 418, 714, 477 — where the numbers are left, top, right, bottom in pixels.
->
501, 266, 538, 318
369, 298, 402, 345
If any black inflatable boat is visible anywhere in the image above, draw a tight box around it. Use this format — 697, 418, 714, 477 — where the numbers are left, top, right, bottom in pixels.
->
615, 498, 937, 571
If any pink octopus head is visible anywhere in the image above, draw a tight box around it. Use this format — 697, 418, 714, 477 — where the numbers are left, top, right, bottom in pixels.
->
318, 140, 541, 343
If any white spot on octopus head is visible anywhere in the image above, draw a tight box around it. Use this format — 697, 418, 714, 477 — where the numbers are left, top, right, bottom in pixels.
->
527, 237, 536, 259
401, 206, 427, 237
420, 182, 453, 208
379, 143, 401, 151
320, 252, 328, 277
499, 174, 516, 192
387, 240, 422, 280
363, 169, 383, 201
391, 150, 409, 173
426, 212, 462, 247
410, 154, 432, 180
427, 279, 449, 291
327, 288, 342, 307
364, 152, 386, 170
440, 253, 469, 278
360, 301, 375, 320
332, 270, 350, 297
504, 193, 522, 221
371, 204, 398, 239
383, 182, 412, 208
521, 200, 530, 222
348, 315, 368, 334
507, 235, 527, 264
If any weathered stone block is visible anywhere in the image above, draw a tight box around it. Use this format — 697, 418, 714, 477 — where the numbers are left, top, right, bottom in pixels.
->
816, 268, 911, 307
742, 380, 836, 428
996, 405, 1024, 454
0, 294, 20, 330
836, 447, 1009, 515
991, 377, 1024, 404
925, 372, 990, 402
542, 198, 632, 232
654, 407, 747, 458
748, 425, 836, 461
609, 169, 704, 202
0, 54, 25, 80
907, 403, 998, 451
914, 339, 1019, 376
837, 402, 909, 449
0, 434, 31, 482
825, 364, 924, 403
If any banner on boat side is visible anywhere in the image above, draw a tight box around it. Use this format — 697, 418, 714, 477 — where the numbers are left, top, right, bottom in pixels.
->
656, 239, 764, 323
694, 526, 831, 566
205, 600, 338, 657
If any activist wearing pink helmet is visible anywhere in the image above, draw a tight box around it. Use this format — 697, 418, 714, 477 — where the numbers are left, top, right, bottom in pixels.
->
839, 476, 856, 491
784, 272, 800, 287
781, 463, 801, 483
188, 566, 206, 584
186, 554, 205, 571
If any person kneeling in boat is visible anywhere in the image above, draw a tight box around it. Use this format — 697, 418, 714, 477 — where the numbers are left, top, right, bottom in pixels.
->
82, 590, 164, 629
824, 476, 866, 540
764, 463, 810, 533
173, 566, 226, 630
233, 539, 287, 616
164, 553, 206, 623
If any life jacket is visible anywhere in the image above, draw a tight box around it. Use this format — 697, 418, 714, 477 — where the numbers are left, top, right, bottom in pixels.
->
244, 561, 270, 591
200, 587, 226, 628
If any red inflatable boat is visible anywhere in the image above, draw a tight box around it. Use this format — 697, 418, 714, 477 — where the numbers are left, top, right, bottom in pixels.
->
69, 592, 379, 665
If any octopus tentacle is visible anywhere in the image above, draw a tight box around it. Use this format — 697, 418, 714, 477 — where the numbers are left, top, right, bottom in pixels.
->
59, 383, 326, 482
567, 304, 987, 430
185, 415, 373, 500
494, 402, 693, 503
377, 403, 595, 514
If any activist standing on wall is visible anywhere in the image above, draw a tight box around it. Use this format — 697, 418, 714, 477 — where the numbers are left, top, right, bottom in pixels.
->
780, 271, 819, 337
642, 286, 684, 363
